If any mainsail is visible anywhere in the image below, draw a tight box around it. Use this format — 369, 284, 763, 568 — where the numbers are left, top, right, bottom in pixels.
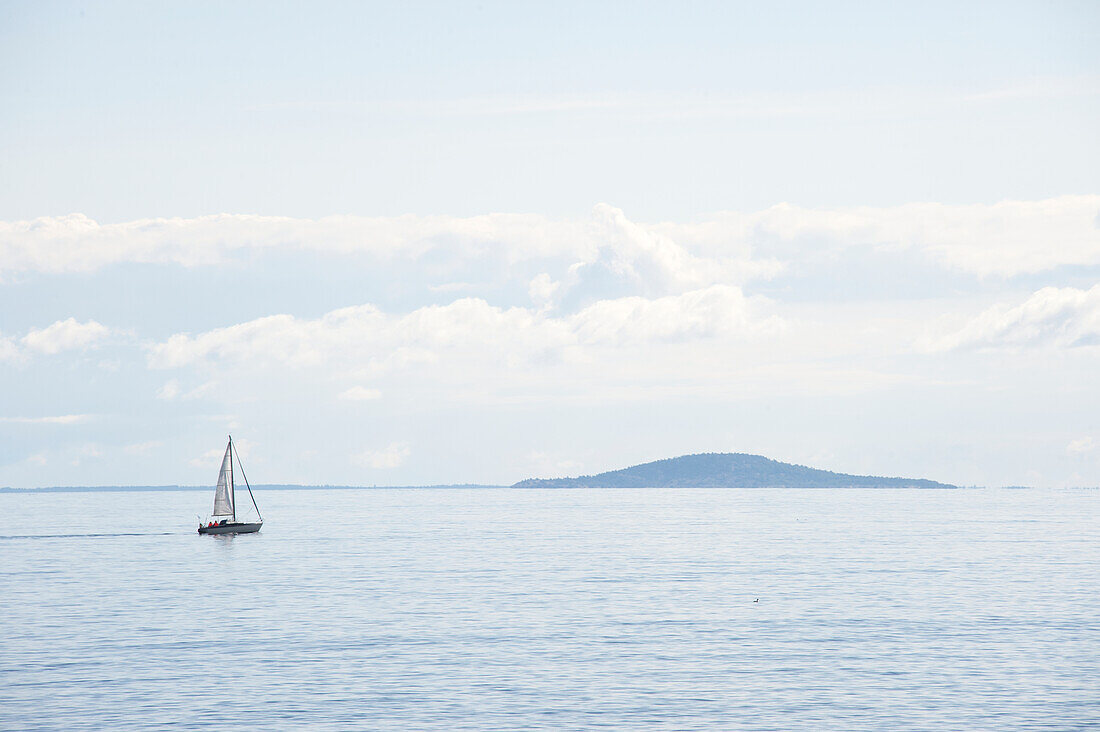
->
212, 442, 234, 517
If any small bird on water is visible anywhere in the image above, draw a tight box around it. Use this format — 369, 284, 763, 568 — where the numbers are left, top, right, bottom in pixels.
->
753, 598, 759, 603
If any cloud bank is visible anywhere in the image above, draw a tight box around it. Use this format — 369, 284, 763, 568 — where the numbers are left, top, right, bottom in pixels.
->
657, 196, 1100, 277
5, 196, 1094, 283
147, 285, 779, 374
933, 284, 1100, 351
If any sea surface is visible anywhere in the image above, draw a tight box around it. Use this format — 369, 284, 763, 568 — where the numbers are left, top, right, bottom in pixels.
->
1, 487, 1097, 731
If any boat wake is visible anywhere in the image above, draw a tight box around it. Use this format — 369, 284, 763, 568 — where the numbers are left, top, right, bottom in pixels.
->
0, 532, 179, 540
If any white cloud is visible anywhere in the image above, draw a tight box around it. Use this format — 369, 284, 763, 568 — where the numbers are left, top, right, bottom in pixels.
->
124, 440, 163, 455
1067, 436, 1097, 456
528, 273, 560, 308
655, 196, 1100, 278
66, 443, 104, 467
189, 448, 226, 468
353, 442, 411, 469
7, 197, 1092, 283
148, 285, 778, 371
339, 386, 382, 401
77, 443, 102, 458
183, 381, 218, 400
156, 379, 181, 400
19, 318, 111, 356
0, 414, 91, 424
150, 308, 383, 369
929, 284, 1100, 351
351, 347, 439, 379
0, 206, 780, 299
570, 285, 780, 345
0, 211, 591, 275
189, 438, 254, 469
571, 204, 782, 300
2, 318, 113, 364
0, 336, 18, 363
156, 378, 215, 401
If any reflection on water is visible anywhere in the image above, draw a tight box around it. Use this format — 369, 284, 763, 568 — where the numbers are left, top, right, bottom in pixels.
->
1, 487, 1097, 730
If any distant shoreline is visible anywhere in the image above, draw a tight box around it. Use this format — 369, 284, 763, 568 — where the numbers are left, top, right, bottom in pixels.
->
0, 484, 509, 493
2, 484, 1059, 493
1, 452, 979, 493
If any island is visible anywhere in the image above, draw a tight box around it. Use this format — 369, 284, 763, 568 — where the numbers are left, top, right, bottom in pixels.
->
511, 452, 957, 489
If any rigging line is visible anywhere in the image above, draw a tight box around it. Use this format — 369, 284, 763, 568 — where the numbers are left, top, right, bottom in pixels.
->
233, 441, 263, 521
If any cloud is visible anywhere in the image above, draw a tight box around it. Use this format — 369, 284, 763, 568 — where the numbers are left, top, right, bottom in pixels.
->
8, 197, 1092, 284
929, 284, 1100, 351
156, 379, 181, 400
0, 207, 781, 298
570, 285, 780, 345
14, 318, 111, 357
155, 378, 215, 400
0, 210, 591, 275
2, 318, 112, 364
0, 414, 92, 424
189, 438, 254, 469
148, 285, 778, 371
655, 196, 1100, 278
351, 347, 439, 379
353, 442, 411, 469
528, 273, 560, 308
1067, 436, 1097, 456
339, 386, 382, 401
7, 198, 1092, 295
568, 204, 782, 301
124, 440, 163, 455
189, 447, 227, 468
0, 335, 17, 362
72, 443, 102, 465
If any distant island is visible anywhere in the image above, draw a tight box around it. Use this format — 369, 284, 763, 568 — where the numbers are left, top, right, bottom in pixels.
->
511, 453, 957, 489
1, 455, 957, 492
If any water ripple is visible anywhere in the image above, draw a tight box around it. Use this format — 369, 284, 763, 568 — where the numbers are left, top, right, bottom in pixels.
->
0, 488, 1097, 730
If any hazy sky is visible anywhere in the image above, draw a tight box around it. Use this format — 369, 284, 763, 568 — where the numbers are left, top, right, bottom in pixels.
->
2, 1, 1099, 488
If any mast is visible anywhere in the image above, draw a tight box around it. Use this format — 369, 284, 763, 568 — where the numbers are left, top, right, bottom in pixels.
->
228, 435, 236, 522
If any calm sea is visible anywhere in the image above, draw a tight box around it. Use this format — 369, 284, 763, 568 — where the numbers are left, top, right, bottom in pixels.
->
2, 487, 1097, 730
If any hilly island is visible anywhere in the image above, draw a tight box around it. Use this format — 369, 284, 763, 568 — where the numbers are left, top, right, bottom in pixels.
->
512, 453, 957, 489
1, 453, 957, 492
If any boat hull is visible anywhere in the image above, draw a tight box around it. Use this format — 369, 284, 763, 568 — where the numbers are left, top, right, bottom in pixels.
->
198, 522, 262, 535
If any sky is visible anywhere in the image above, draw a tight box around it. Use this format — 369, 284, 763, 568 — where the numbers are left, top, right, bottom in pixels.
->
1, 0, 1099, 488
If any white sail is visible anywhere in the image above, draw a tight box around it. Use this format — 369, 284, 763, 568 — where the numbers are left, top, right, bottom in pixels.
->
212, 442, 234, 517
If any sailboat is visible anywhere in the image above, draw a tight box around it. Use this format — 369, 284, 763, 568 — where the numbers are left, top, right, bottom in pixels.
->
198, 436, 263, 535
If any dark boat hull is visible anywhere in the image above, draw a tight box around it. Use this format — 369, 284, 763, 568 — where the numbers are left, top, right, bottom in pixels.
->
198, 522, 262, 535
